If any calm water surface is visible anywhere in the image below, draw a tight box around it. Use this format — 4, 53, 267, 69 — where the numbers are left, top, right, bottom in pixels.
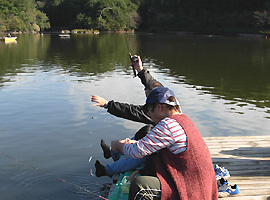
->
0, 33, 269, 199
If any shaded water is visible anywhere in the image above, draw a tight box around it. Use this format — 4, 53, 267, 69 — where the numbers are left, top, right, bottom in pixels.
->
0, 33, 269, 199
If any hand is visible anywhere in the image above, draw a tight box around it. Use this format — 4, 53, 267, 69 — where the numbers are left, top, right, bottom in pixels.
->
111, 140, 121, 152
91, 95, 107, 107
120, 138, 137, 144
132, 56, 143, 73
111, 139, 133, 153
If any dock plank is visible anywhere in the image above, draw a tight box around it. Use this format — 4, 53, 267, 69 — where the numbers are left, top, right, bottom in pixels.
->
204, 135, 270, 200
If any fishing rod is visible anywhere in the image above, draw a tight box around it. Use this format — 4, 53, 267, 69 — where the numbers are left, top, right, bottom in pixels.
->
0, 152, 108, 200
124, 34, 138, 77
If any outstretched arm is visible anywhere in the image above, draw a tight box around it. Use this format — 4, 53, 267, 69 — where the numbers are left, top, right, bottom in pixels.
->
90, 56, 160, 125
107, 100, 154, 125
91, 96, 154, 124
133, 56, 160, 90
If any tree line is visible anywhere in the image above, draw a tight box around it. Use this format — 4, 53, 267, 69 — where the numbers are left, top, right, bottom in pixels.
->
0, 0, 50, 32
138, 0, 270, 33
0, 0, 270, 33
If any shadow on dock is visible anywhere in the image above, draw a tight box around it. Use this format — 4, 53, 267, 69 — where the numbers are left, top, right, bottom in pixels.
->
212, 147, 270, 177
220, 147, 270, 158
205, 136, 270, 199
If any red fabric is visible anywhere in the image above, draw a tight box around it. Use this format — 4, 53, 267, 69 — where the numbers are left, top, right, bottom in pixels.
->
156, 114, 218, 200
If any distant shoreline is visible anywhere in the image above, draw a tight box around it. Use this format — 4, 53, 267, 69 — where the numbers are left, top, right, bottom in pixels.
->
0, 30, 268, 38
160, 30, 268, 38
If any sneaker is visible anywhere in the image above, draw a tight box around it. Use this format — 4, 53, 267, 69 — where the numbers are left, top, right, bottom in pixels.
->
218, 182, 239, 198
217, 177, 226, 188
214, 164, 230, 180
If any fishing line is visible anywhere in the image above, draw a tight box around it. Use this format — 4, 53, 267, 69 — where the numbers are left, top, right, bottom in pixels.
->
0, 152, 108, 200
124, 34, 137, 77
124, 33, 131, 53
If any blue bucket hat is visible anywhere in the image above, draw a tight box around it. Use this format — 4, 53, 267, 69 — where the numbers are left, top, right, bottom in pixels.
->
141, 87, 179, 111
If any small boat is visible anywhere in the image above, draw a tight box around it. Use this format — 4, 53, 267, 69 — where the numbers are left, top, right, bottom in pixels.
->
0, 36, 17, 43
58, 34, 71, 38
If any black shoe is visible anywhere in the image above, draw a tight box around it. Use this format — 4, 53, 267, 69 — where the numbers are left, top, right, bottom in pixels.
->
95, 160, 106, 177
101, 139, 111, 159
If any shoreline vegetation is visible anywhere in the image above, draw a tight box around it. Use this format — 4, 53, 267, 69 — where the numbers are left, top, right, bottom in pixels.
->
1, 1, 270, 37
0, 30, 268, 38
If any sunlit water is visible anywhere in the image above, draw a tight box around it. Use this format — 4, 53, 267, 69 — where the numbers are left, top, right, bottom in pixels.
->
0, 33, 269, 199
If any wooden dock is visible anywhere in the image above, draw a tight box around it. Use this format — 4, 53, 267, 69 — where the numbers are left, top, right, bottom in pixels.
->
204, 135, 270, 200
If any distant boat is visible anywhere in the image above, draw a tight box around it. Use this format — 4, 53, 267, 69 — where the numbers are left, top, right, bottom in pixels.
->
58, 34, 71, 38
0, 36, 17, 43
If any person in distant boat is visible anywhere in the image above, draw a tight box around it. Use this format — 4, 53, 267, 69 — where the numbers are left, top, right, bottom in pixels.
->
95, 124, 153, 177
111, 87, 218, 200
7, 33, 11, 37
91, 55, 162, 126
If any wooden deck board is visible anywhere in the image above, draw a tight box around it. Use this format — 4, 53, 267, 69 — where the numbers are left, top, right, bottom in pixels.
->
204, 135, 270, 200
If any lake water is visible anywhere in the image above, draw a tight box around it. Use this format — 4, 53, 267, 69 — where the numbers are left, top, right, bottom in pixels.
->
0, 33, 269, 199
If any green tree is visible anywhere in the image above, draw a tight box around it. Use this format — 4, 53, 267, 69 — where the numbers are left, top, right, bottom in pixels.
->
0, 0, 50, 32
41, 0, 139, 31
97, 0, 139, 31
254, 10, 270, 29
36, 9, 50, 31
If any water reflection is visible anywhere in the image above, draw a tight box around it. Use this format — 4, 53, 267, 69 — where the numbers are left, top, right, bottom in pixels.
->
0, 33, 269, 128
41, 34, 138, 77
0, 33, 270, 200
135, 35, 270, 112
1, 34, 269, 111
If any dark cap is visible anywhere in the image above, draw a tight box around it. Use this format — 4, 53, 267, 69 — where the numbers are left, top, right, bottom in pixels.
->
141, 87, 179, 111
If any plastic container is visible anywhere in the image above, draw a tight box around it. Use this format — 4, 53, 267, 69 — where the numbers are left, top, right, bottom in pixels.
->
121, 176, 131, 193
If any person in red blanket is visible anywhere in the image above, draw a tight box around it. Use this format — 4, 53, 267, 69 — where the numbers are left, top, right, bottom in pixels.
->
111, 86, 218, 200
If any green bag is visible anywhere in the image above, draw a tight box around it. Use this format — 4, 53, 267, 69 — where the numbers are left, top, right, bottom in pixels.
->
108, 171, 134, 200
